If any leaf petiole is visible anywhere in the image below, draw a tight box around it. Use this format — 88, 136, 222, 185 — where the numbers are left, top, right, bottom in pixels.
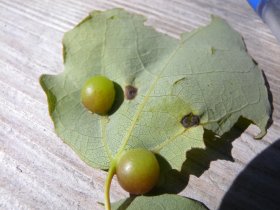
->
104, 160, 117, 210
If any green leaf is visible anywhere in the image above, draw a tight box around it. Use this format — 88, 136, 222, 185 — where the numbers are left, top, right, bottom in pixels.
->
111, 194, 208, 210
40, 9, 270, 170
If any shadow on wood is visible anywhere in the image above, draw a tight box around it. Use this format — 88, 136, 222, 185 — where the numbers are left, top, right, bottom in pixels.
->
262, 71, 274, 129
148, 117, 252, 195
218, 139, 280, 210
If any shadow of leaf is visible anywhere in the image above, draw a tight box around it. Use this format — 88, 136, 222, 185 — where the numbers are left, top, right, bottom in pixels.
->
149, 117, 252, 195
181, 117, 252, 177
219, 139, 280, 210
262, 71, 274, 129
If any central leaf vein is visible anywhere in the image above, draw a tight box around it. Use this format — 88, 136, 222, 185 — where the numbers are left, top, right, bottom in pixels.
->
116, 43, 185, 155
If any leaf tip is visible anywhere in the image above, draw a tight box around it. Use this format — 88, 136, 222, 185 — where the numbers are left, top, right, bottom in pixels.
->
254, 116, 270, 139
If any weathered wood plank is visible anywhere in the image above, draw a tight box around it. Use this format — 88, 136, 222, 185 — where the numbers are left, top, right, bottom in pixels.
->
0, 0, 279, 209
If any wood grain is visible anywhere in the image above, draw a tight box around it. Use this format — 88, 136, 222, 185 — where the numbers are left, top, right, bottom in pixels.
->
0, 0, 279, 209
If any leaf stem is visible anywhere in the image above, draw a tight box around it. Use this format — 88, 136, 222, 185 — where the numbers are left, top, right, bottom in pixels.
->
104, 160, 116, 210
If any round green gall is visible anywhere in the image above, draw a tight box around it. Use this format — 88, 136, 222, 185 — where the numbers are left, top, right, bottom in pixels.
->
116, 148, 160, 195
81, 75, 115, 115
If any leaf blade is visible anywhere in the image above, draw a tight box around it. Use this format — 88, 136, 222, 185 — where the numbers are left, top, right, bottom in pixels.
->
40, 9, 270, 171
111, 194, 209, 210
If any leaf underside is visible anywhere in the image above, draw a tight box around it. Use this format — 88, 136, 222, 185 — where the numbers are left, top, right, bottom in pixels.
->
40, 9, 270, 170
111, 194, 208, 210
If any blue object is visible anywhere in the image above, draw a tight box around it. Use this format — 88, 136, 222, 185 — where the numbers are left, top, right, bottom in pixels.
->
248, 0, 262, 11
247, 0, 280, 42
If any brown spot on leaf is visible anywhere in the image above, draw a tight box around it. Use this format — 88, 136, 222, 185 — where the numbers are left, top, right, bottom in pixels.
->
125, 85, 137, 100
180, 113, 200, 128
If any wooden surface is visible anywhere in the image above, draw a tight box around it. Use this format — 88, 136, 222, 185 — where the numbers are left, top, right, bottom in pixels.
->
0, 0, 280, 209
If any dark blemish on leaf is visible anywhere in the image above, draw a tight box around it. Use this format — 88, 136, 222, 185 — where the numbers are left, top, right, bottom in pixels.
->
210, 46, 216, 55
125, 85, 138, 100
173, 77, 186, 85
180, 113, 200, 128
109, 16, 116, 20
